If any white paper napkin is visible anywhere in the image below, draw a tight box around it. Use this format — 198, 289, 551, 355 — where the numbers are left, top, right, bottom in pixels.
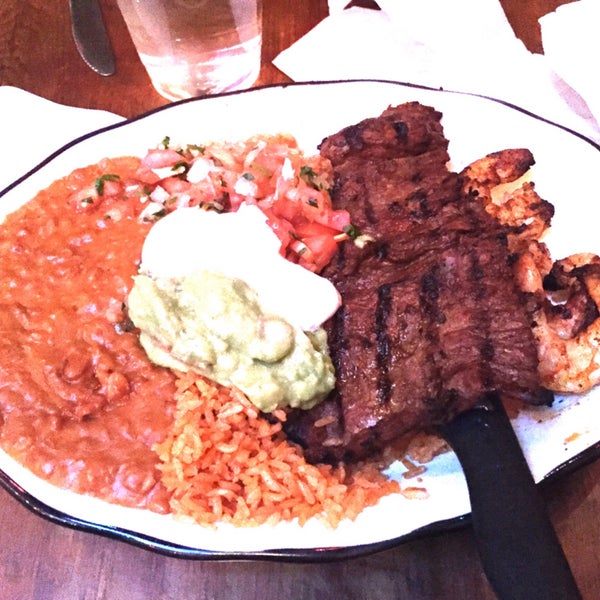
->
540, 0, 600, 128
274, 0, 600, 143
0, 86, 123, 192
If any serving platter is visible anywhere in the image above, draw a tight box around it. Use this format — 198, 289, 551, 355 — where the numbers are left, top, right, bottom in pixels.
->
1, 80, 599, 559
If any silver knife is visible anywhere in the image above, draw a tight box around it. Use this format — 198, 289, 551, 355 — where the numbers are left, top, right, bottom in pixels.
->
69, 0, 116, 76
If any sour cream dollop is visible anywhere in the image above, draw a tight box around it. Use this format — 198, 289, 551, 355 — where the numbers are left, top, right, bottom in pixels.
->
139, 204, 341, 331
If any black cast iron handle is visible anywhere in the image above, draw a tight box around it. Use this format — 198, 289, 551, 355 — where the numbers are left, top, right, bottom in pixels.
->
439, 394, 582, 600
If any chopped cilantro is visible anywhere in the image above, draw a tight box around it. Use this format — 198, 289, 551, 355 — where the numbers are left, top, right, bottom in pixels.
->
187, 144, 205, 154
300, 165, 317, 178
299, 165, 317, 184
172, 160, 190, 175
94, 174, 120, 196
299, 165, 328, 191
343, 224, 361, 240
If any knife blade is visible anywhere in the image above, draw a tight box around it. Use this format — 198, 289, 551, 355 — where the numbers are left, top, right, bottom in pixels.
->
439, 393, 582, 600
69, 0, 116, 76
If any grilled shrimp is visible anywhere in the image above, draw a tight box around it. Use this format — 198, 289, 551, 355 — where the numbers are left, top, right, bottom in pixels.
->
462, 150, 600, 394
460, 148, 555, 251
513, 253, 600, 393
461, 147, 554, 318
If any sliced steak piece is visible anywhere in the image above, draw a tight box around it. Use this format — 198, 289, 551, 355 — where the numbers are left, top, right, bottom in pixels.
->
284, 102, 552, 463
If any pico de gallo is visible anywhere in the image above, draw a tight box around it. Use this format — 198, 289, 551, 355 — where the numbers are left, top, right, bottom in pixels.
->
118, 134, 361, 273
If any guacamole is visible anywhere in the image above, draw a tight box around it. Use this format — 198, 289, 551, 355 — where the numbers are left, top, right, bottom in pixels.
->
127, 271, 336, 412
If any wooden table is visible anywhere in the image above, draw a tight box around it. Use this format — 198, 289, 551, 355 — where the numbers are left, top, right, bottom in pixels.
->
1, 1, 598, 598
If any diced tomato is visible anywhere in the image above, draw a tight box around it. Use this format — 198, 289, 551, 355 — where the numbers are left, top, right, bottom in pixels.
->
134, 166, 161, 186
293, 221, 338, 238
270, 196, 303, 223
142, 148, 184, 169
324, 209, 352, 231
297, 233, 339, 272
160, 176, 192, 195
101, 179, 123, 197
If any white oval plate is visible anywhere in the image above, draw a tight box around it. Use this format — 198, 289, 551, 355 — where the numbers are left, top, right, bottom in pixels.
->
1, 80, 599, 559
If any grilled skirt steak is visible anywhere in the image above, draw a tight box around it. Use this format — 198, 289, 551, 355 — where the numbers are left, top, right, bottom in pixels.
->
284, 102, 552, 463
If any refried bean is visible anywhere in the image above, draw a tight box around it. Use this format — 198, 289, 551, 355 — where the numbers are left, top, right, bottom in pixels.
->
0, 157, 176, 513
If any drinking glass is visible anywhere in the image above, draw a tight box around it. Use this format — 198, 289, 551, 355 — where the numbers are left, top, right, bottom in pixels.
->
116, 0, 263, 101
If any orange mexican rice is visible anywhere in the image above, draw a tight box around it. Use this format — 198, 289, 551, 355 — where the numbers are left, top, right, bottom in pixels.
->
156, 372, 400, 528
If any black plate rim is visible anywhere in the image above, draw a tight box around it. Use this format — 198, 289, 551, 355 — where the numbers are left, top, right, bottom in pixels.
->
2, 439, 598, 562
2, 78, 599, 200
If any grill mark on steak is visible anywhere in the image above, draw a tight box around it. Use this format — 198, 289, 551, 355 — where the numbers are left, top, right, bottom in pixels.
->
375, 283, 393, 405
284, 102, 552, 464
